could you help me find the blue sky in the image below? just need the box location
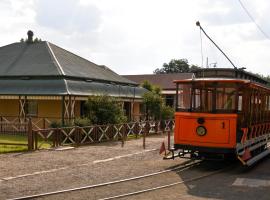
[1,0,270,75]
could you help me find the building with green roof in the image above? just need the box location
[0,31,146,127]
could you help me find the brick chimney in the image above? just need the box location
[27,30,33,43]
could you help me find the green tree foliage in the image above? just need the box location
[265,76,270,86]
[84,95,127,125]
[143,91,163,120]
[154,59,200,74]
[141,80,153,92]
[141,81,174,120]
[19,37,42,43]
[161,105,174,120]
[256,73,270,86]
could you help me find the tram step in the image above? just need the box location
[246,148,270,166]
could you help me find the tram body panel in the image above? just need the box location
[174,112,237,149]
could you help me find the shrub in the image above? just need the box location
[74,117,91,127]
[84,95,127,125]
[49,121,61,128]
[161,105,174,120]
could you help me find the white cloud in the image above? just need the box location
[36,0,101,33]
[0,0,270,75]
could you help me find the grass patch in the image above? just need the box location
[0,134,51,153]
[0,134,28,144]
[0,135,28,153]
[127,134,142,139]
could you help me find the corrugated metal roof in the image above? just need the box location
[0,78,147,97]
[0,42,60,76]
[0,41,136,85]
[0,79,67,95]
[0,41,145,98]
[48,43,136,84]
[66,79,146,98]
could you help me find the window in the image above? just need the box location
[176,82,240,113]
[216,88,236,110]
[26,100,38,116]
[238,95,242,111]
[268,96,270,110]
[177,84,191,109]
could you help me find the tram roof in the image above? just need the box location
[174,78,270,91]
[173,78,250,84]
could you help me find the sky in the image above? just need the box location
[0,0,270,75]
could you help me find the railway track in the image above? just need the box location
[7,160,232,200]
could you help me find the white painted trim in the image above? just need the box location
[46,42,70,94]
[46,42,65,76]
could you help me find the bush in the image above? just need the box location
[74,117,91,127]
[84,95,127,125]
[161,105,174,120]
[49,121,61,128]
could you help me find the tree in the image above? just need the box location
[254,73,270,86]
[141,80,153,92]
[154,59,199,74]
[84,95,127,125]
[143,91,163,120]
[141,81,174,120]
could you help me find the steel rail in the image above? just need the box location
[100,165,231,200]
[7,160,202,200]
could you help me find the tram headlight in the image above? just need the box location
[196,126,207,136]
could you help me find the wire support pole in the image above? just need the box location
[196,21,238,69]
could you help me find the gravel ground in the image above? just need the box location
[0,134,180,199]
[1,135,270,200]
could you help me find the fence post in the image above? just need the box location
[121,124,126,148]
[43,118,46,129]
[57,128,61,146]
[0,116,2,133]
[143,121,149,149]
[135,122,138,139]
[76,126,81,146]
[28,118,33,151]
[167,130,171,151]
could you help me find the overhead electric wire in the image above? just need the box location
[238,0,270,40]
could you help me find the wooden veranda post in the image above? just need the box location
[28,118,33,151]
[61,96,65,126]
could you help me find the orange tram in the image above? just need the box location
[172,69,270,166]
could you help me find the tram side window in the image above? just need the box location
[177,84,191,110]
[268,96,270,110]
[216,88,236,111]
[193,89,213,112]
[238,95,242,111]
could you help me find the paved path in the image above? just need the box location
[1,135,270,200]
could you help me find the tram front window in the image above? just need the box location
[177,82,238,113]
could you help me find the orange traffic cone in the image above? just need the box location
[159,141,167,155]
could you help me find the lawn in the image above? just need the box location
[0,134,51,153]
